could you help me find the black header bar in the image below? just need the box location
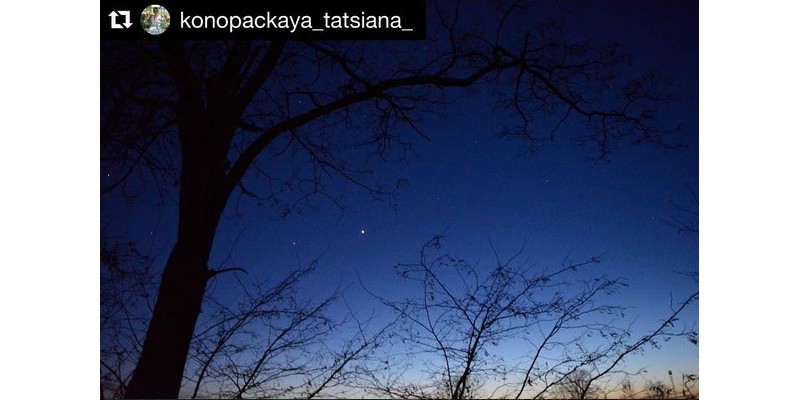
[101,0,426,40]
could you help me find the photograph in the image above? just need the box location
[100,1,699,398]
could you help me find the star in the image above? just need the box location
[360,229,366,235]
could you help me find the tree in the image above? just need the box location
[358,237,697,399]
[184,264,393,399]
[100,234,156,399]
[102,3,679,397]
[101,254,387,399]
[554,369,601,399]
[184,265,339,399]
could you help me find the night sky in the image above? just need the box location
[101,0,699,396]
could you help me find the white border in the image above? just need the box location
[701,0,800,398]
[1,1,98,397]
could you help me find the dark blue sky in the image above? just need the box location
[101,0,699,392]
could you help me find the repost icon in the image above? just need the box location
[108,10,132,29]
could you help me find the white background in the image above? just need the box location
[0,0,798,397]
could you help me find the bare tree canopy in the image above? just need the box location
[358,236,697,399]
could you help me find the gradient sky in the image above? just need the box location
[102,0,699,395]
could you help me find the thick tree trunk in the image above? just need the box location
[123,47,251,397]
[125,128,230,398]
[123,236,212,398]
[124,199,226,397]
[123,191,226,398]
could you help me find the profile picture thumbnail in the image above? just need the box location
[140,5,170,35]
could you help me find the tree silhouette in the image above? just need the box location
[554,369,600,399]
[101,254,388,399]
[358,236,697,399]
[100,234,155,399]
[102,3,680,398]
